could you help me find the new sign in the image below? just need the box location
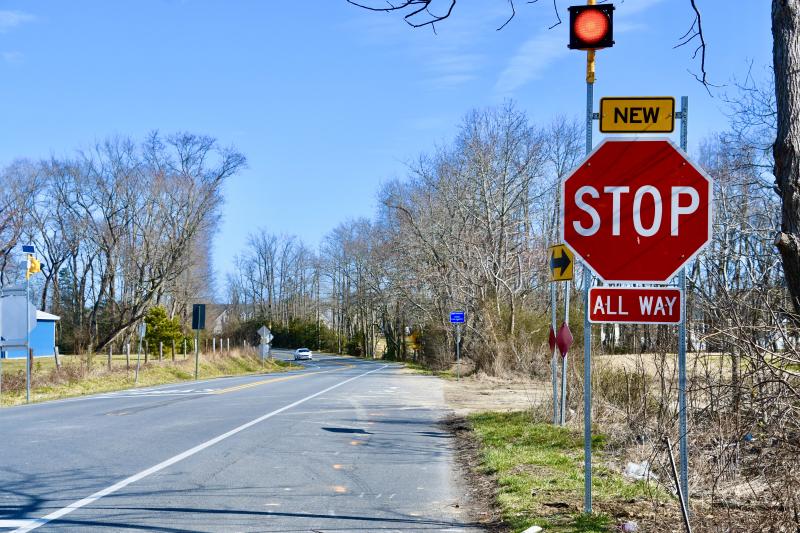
[589,287,682,324]
[599,97,674,133]
[561,138,712,283]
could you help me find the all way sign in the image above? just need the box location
[589,287,682,324]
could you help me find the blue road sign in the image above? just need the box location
[22,245,34,253]
[450,311,465,323]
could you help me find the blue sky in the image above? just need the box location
[0,1,772,288]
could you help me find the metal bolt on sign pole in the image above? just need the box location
[678,95,690,509]
[582,43,596,515]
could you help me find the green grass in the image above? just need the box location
[468,411,657,532]
[402,360,445,375]
[0,351,298,406]
[398,359,458,379]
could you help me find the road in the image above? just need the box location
[0,351,481,532]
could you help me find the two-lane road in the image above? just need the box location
[0,353,481,532]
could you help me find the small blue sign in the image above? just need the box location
[450,311,465,324]
[22,245,34,253]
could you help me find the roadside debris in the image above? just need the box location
[623,461,658,481]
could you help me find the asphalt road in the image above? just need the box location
[0,351,481,532]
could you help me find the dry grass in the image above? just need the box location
[0,348,296,406]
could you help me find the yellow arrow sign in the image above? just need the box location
[548,244,574,282]
[599,97,675,133]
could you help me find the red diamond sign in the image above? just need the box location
[556,322,573,358]
[561,139,712,282]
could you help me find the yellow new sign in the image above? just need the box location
[548,244,574,282]
[599,97,675,133]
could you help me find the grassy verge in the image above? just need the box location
[0,350,297,406]
[400,359,454,377]
[468,411,660,532]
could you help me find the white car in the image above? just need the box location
[293,348,313,361]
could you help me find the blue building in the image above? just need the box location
[1,311,61,358]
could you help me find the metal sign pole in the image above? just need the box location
[135,333,142,386]
[551,282,559,424]
[561,287,571,426]
[1,285,4,408]
[25,273,30,404]
[194,329,200,380]
[583,45,596,515]
[455,323,461,381]
[678,95,690,508]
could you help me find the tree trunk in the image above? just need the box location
[773,0,800,314]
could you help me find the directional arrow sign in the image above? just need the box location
[548,244,574,281]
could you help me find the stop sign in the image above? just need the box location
[561,139,712,282]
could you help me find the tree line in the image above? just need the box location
[222,91,786,374]
[0,132,245,354]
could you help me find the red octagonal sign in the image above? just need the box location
[561,139,712,283]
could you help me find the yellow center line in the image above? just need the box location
[212,363,355,395]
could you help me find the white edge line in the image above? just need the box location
[12,364,389,533]
[0,521,37,529]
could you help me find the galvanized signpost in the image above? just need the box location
[135,321,146,386]
[449,311,465,380]
[192,304,206,380]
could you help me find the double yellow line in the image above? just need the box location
[212,362,355,395]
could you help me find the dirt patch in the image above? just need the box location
[443,373,548,416]
[443,415,508,532]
